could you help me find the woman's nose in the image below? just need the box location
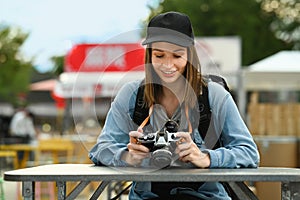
[163,57,174,68]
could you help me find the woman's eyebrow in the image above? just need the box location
[152,48,164,52]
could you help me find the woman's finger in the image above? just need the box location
[128,143,150,153]
[129,129,143,144]
[175,132,192,143]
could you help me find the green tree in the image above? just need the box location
[0,25,34,107]
[146,0,294,66]
[50,55,65,77]
[261,0,300,49]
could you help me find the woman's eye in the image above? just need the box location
[155,54,164,58]
[174,54,182,58]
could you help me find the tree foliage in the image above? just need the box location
[50,55,65,77]
[0,25,34,107]
[261,0,300,49]
[146,0,295,66]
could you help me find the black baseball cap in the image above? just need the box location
[142,11,195,47]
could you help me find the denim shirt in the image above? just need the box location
[89,80,260,200]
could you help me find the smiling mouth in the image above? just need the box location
[162,70,176,75]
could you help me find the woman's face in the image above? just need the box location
[151,42,188,84]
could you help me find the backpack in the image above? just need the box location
[132,74,230,148]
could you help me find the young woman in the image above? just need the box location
[89,11,259,200]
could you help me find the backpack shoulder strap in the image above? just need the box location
[132,82,150,126]
[198,83,211,140]
[206,74,230,92]
[199,74,230,148]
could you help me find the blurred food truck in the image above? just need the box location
[55,43,145,99]
[52,43,145,120]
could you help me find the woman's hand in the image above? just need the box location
[175,132,211,168]
[121,127,150,166]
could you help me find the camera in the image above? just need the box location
[137,120,180,168]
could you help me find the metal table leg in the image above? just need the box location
[23,181,35,200]
[56,181,66,200]
[65,181,90,200]
[90,181,110,200]
[227,182,258,200]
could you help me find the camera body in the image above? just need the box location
[137,121,180,168]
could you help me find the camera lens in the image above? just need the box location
[152,149,172,168]
[164,120,179,132]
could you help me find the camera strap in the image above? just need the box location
[184,104,192,133]
[138,104,153,129]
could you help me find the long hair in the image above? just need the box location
[143,44,203,108]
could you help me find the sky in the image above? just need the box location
[0,0,155,72]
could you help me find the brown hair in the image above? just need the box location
[143,44,203,108]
